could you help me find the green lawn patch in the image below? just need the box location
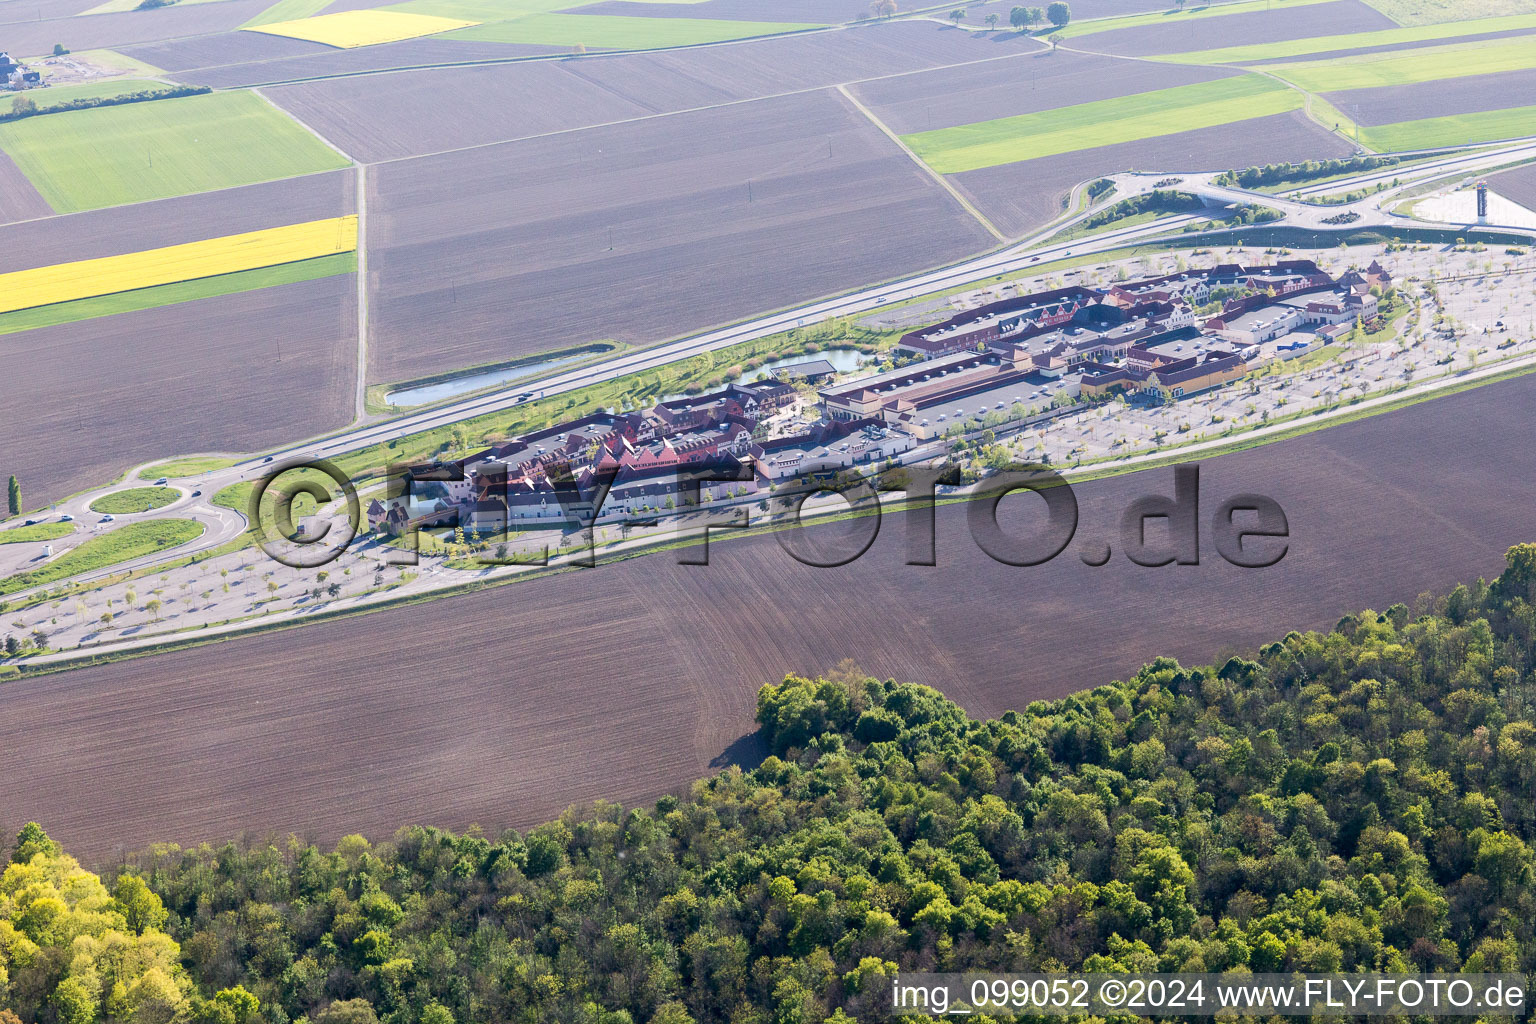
[902,75,1300,175]
[0,522,75,545]
[1358,104,1536,152]
[442,12,824,47]
[1265,35,1536,91]
[0,91,351,213]
[0,252,355,337]
[0,519,203,595]
[138,456,238,480]
[89,486,179,514]
[1154,12,1536,63]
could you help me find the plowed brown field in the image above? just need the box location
[5,370,1534,858]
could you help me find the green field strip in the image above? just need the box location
[902,75,1301,175]
[1155,11,1536,63]
[1359,104,1536,151]
[0,252,355,337]
[441,12,825,47]
[1360,0,1536,27]
[0,522,74,545]
[243,0,336,28]
[1263,35,1536,91]
[0,519,203,596]
[0,91,351,213]
[1049,0,1338,40]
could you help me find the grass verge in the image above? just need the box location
[0,520,204,596]
[0,522,74,545]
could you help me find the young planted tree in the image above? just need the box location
[6,475,18,517]
[986,12,998,29]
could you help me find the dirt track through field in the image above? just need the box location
[5,371,1536,859]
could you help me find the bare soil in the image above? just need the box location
[0,0,270,57]
[365,87,994,382]
[1066,0,1394,56]
[0,149,50,224]
[118,29,333,74]
[168,38,571,89]
[848,46,1236,135]
[1326,67,1536,126]
[0,275,355,506]
[953,110,1357,237]
[264,19,1045,161]
[1489,161,1536,210]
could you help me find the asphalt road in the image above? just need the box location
[5,138,1536,601]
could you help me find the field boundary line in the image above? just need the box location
[355,47,1042,167]
[354,162,369,422]
[835,83,1007,243]
[252,86,355,164]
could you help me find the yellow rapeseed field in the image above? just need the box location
[0,215,358,316]
[244,10,479,48]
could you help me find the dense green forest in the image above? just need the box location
[6,546,1536,1023]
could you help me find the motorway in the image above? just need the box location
[5,137,1536,601]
